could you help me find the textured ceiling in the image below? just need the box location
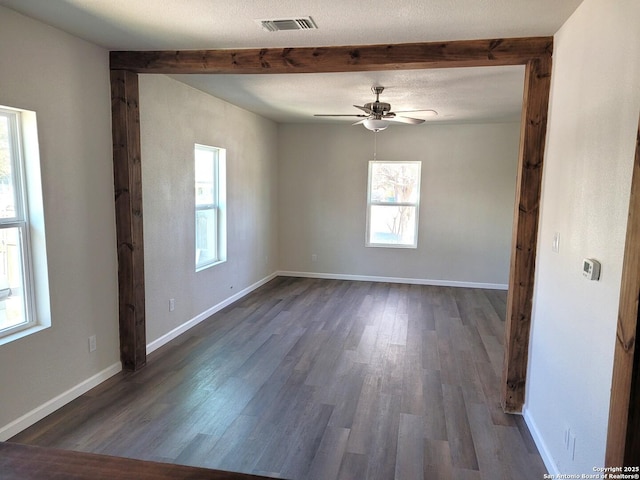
[0,0,583,124]
[170,66,526,124]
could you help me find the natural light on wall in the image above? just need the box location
[195,144,226,271]
[366,161,421,248]
[0,105,50,345]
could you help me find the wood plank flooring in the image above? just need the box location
[10,277,547,479]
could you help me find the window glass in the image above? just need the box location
[0,227,28,332]
[367,161,421,248]
[0,115,18,219]
[0,107,37,340]
[195,144,226,271]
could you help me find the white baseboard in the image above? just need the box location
[523,406,558,475]
[0,362,122,441]
[146,272,279,355]
[277,270,508,290]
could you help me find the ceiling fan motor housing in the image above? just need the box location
[364,101,392,115]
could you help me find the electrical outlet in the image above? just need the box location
[89,335,96,353]
[552,232,560,253]
[169,298,175,311]
[311,253,318,262]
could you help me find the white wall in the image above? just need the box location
[0,7,120,437]
[278,122,520,287]
[525,0,640,473]
[139,75,279,346]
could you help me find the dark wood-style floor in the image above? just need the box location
[10,277,547,479]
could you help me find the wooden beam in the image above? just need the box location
[606,114,640,466]
[110,37,553,74]
[0,442,275,480]
[501,56,552,412]
[110,69,146,371]
[627,332,640,464]
[108,38,553,407]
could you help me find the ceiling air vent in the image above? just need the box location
[256,17,318,32]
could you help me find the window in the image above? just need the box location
[0,107,37,339]
[366,161,421,248]
[195,144,226,271]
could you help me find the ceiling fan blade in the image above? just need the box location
[393,109,438,117]
[314,114,368,117]
[354,105,372,114]
[385,115,425,125]
[317,87,432,127]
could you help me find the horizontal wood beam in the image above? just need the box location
[110,37,553,74]
[0,442,275,480]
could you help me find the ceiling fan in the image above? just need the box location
[314,86,437,132]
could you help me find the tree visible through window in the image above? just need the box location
[367,161,421,248]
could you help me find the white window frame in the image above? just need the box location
[366,160,421,248]
[195,144,226,271]
[0,107,38,341]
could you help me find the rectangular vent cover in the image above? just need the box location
[256,17,317,32]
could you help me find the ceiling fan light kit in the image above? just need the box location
[362,118,389,132]
[314,86,433,133]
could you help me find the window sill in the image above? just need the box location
[366,243,418,249]
[196,258,227,273]
[0,323,50,347]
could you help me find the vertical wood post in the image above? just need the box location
[110,69,146,371]
[501,56,552,412]
[605,115,640,465]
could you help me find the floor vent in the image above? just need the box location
[256,17,318,32]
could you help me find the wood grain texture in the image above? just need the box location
[501,55,552,412]
[605,114,640,466]
[0,442,277,480]
[110,37,553,74]
[110,69,146,371]
[11,278,547,479]
[626,323,640,465]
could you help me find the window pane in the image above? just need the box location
[195,144,226,271]
[196,208,218,267]
[195,147,216,207]
[0,115,17,219]
[0,227,28,332]
[369,205,417,246]
[370,162,420,204]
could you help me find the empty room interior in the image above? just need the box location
[0,0,639,479]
